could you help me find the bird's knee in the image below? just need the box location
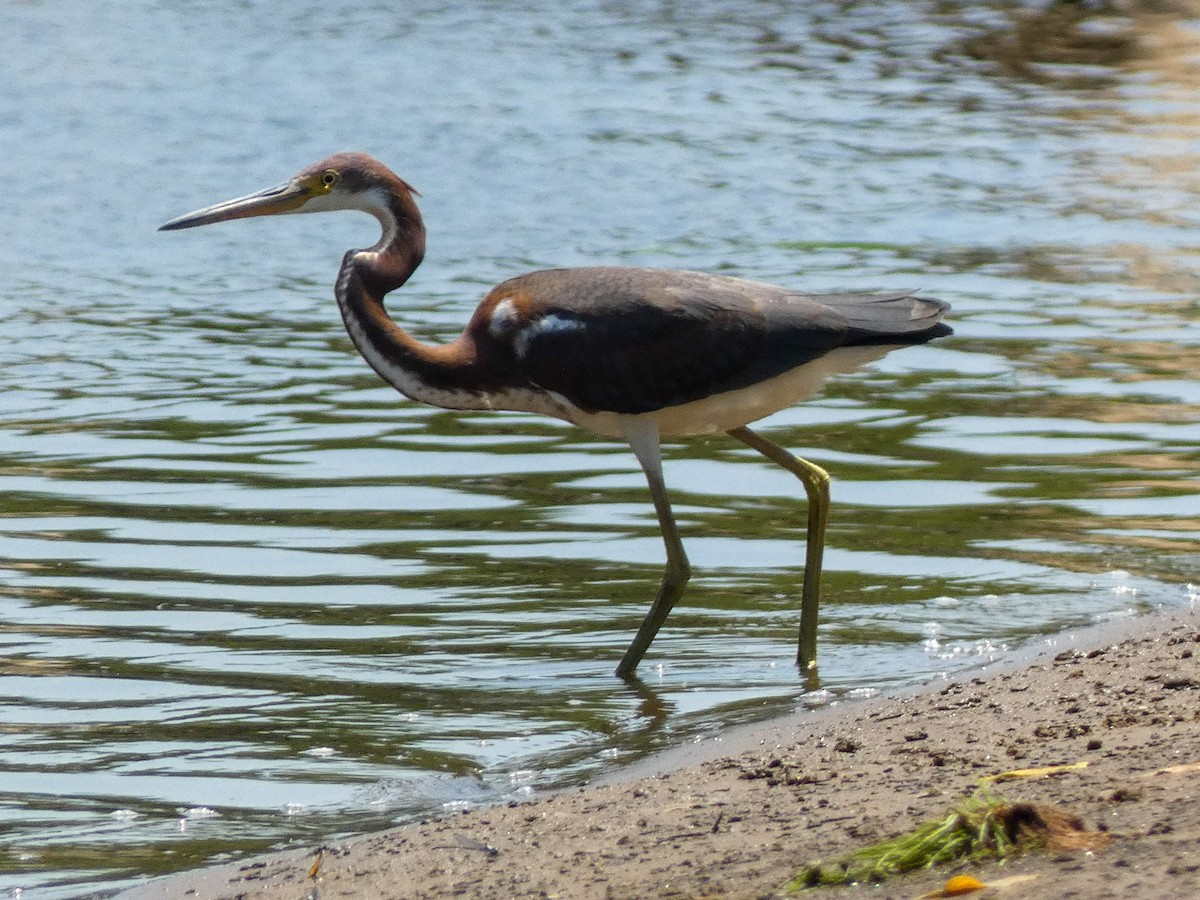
[667,556,692,587]
[804,464,831,499]
[815,469,831,495]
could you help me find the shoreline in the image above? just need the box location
[120,606,1200,899]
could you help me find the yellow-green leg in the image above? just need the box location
[727,426,830,671]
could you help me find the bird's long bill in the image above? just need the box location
[159,180,311,231]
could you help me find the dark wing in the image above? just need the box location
[481,267,948,416]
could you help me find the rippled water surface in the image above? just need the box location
[3,1,1199,895]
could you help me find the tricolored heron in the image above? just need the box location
[161,152,950,678]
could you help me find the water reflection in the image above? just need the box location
[2,0,1199,896]
[961,1,1141,87]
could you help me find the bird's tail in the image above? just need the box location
[808,291,951,342]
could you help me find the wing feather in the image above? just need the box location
[478,267,947,416]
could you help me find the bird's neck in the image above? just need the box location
[334,248,495,412]
[359,186,426,296]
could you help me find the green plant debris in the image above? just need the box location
[787,787,1106,890]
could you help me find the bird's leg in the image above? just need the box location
[616,420,692,678]
[726,426,829,672]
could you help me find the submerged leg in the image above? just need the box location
[616,420,692,678]
[727,425,830,672]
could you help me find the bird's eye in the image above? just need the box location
[320,170,339,190]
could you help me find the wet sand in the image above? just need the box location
[120,607,1200,899]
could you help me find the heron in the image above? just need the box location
[160,152,950,678]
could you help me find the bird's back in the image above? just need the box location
[468,267,949,426]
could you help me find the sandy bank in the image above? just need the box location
[120,607,1200,899]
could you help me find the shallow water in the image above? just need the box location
[2,1,1199,895]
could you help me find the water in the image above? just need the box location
[2,0,1199,895]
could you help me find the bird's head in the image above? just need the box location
[159,152,420,232]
